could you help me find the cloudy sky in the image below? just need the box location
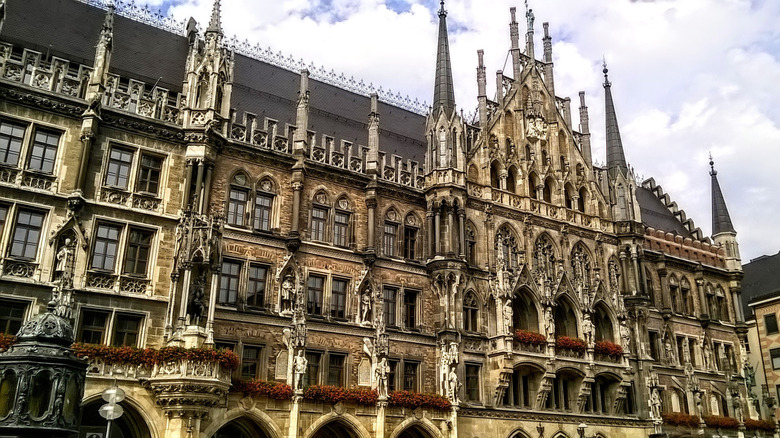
[136,0,780,262]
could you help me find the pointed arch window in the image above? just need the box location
[716,286,730,323]
[383,209,400,257]
[465,224,476,265]
[403,213,419,260]
[227,173,250,227]
[570,243,592,291]
[578,187,588,213]
[333,197,352,248]
[254,178,276,232]
[533,234,556,280]
[680,277,693,316]
[464,291,479,333]
[496,226,519,270]
[310,191,330,242]
[669,276,680,314]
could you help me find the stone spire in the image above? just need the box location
[206,0,222,34]
[86,4,114,98]
[709,155,736,235]
[603,61,628,175]
[525,1,535,60]
[432,0,455,119]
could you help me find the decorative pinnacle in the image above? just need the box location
[439,0,446,17]
[709,152,716,175]
[602,56,610,86]
[207,0,222,33]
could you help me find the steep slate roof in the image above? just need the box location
[743,251,780,318]
[710,164,736,235]
[635,186,694,238]
[3,0,426,161]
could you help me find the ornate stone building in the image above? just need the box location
[0,0,751,437]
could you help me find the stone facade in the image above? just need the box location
[0,1,753,438]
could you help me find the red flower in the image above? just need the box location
[233,379,293,400]
[703,415,740,430]
[745,418,776,431]
[71,343,240,370]
[661,412,701,428]
[0,334,17,352]
[388,390,451,410]
[514,330,546,346]
[555,336,587,353]
[594,340,623,358]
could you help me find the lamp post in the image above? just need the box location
[98,386,125,438]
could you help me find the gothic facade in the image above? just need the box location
[0,0,752,437]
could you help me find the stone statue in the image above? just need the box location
[282,327,292,350]
[55,238,74,280]
[186,277,205,325]
[293,350,308,391]
[281,274,295,314]
[664,337,675,365]
[733,391,744,423]
[503,299,513,334]
[526,7,534,30]
[361,288,372,325]
[619,320,631,353]
[448,367,460,403]
[544,307,555,342]
[376,357,388,398]
[702,337,713,370]
[649,388,662,420]
[582,313,594,348]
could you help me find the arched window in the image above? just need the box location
[383,208,400,257]
[227,172,250,227]
[645,268,655,306]
[512,289,539,332]
[680,277,693,316]
[546,369,583,411]
[578,187,588,213]
[333,197,352,248]
[463,291,479,332]
[554,297,578,338]
[504,364,543,408]
[528,172,540,199]
[564,183,574,209]
[706,284,718,320]
[195,73,208,108]
[543,177,555,203]
[507,166,518,193]
[490,161,501,189]
[254,178,276,232]
[716,286,730,322]
[592,303,613,342]
[311,190,330,242]
[588,374,620,414]
[669,276,680,314]
[496,225,519,270]
[525,144,532,161]
[403,213,419,260]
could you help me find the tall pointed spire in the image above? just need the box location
[206,0,222,34]
[432,0,455,119]
[603,61,628,175]
[709,155,736,235]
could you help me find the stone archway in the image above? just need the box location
[213,417,272,438]
[398,424,435,438]
[311,419,362,438]
[80,399,152,438]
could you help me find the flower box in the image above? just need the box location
[594,340,623,358]
[388,390,451,410]
[0,334,16,352]
[233,379,294,400]
[555,336,587,354]
[303,385,378,406]
[514,330,546,346]
[745,418,776,432]
[72,343,240,370]
[703,415,740,430]
[661,412,701,428]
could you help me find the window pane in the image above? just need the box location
[466,365,480,402]
[327,354,345,386]
[305,352,321,386]
[112,314,141,347]
[123,228,153,275]
[105,148,134,189]
[137,154,162,194]
[254,194,273,231]
[384,223,397,256]
[384,288,397,327]
[334,212,349,247]
[0,120,26,166]
[404,228,417,259]
[241,346,262,380]
[219,261,241,305]
[90,223,121,270]
[79,311,108,344]
[247,265,267,308]
[0,300,27,335]
[403,362,418,391]
[387,360,397,392]
[771,349,780,370]
[227,188,248,226]
[9,209,45,259]
[403,290,417,328]
[27,130,60,174]
[307,275,324,315]
[311,207,327,241]
[766,314,779,334]
[331,279,347,319]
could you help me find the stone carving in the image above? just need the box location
[358,358,371,386]
[619,319,631,354]
[361,285,373,326]
[649,387,662,422]
[186,277,205,325]
[440,341,460,404]
[503,299,513,335]
[281,274,295,315]
[582,313,594,348]
[275,351,289,380]
[375,357,389,398]
[293,350,307,391]
[544,306,555,343]
[733,390,744,424]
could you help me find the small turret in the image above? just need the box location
[578,91,592,169]
[509,7,522,81]
[366,94,380,176]
[476,50,487,129]
[85,4,114,105]
[709,156,740,266]
[292,69,310,160]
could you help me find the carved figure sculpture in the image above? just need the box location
[619,319,631,354]
[281,274,295,314]
[734,391,744,423]
[186,278,205,325]
[376,357,389,398]
[582,313,594,348]
[544,307,555,342]
[361,288,372,325]
[293,350,308,391]
[503,299,513,334]
[649,388,662,420]
[448,367,459,403]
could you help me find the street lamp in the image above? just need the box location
[98,386,125,438]
[577,423,587,438]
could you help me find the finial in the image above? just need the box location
[439,0,446,16]
[207,0,222,33]
[709,152,716,175]
[602,56,611,86]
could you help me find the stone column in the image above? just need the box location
[458,209,466,258]
[535,184,544,200]
[193,159,205,214]
[426,211,435,258]
[204,269,219,345]
[201,163,214,214]
[435,210,441,255]
[366,198,377,252]
[447,207,455,255]
[288,395,302,438]
[177,266,193,328]
[290,180,303,236]
[76,130,95,193]
[375,401,387,438]
[182,159,194,209]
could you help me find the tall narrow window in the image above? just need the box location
[464,292,478,332]
[27,129,60,174]
[327,354,346,386]
[78,310,108,344]
[241,346,262,380]
[104,147,134,189]
[403,290,417,329]
[333,211,349,247]
[227,188,248,227]
[0,205,8,239]
[387,360,398,392]
[9,209,44,260]
[254,193,273,232]
[0,120,26,166]
[304,352,321,386]
[765,314,779,335]
[403,362,418,391]
[331,279,347,319]
[112,314,141,347]
[465,364,480,402]
[219,261,241,305]
[384,223,398,257]
[403,227,417,259]
[384,287,397,327]
[466,227,476,265]
[136,154,162,194]
[90,223,121,270]
[123,228,153,276]
[307,275,324,316]
[311,207,328,241]
[0,300,26,334]
[247,265,268,308]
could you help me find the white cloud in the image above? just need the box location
[143,0,780,261]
